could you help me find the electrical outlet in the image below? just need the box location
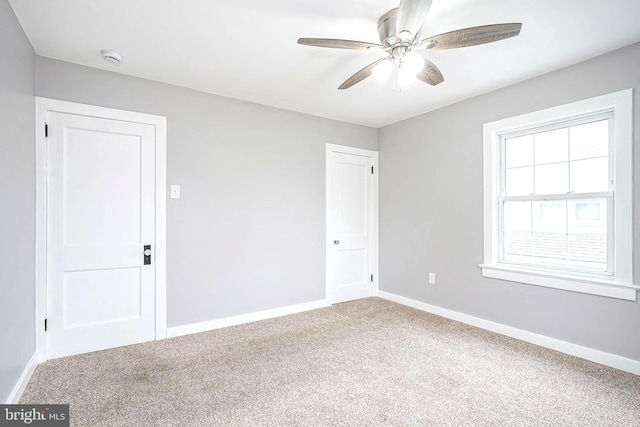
[428,272,436,284]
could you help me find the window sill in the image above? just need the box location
[479,264,638,301]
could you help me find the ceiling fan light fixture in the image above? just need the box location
[388,52,422,89]
[389,57,418,91]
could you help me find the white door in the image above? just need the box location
[46,112,156,359]
[326,144,378,304]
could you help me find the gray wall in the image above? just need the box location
[379,42,640,361]
[36,57,378,328]
[0,0,36,402]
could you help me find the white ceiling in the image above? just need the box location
[9,0,640,128]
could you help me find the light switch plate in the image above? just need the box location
[170,185,181,199]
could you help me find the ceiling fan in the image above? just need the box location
[298,0,522,90]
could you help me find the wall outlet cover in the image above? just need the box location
[170,185,181,199]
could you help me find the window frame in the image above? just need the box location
[481,89,637,301]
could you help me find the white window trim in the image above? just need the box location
[481,89,637,301]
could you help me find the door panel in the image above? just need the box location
[46,112,156,359]
[62,267,141,328]
[63,128,142,245]
[337,162,368,235]
[327,147,377,304]
[337,248,368,285]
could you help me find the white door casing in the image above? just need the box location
[326,144,378,304]
[35,98,167,361]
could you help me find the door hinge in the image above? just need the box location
[371,166,374,174]
[371,274,374,282]
[45,123,48,138]
[44,318,48,332]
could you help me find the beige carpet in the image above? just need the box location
[21,298,640,426]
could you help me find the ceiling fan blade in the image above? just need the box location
[339,58,387,90]
[298,38,382,51]
[396,0,432,38]
[418,23,522,50]
[416,58,444,86]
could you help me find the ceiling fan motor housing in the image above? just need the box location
[377,8,421,49]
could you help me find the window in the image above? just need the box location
[501,118,610,273]
[482,90,636,300]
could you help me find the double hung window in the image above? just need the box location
[501,116,611,274]
[482,90,636,300]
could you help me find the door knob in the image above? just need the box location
[143,245,152,265]
[333,240,340,245]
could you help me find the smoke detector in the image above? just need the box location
[100,49,122,64]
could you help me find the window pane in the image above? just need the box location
[504,201,531,232]
[535,128,568,165]
[503,201,532,262]
[575,202,601,221]
[535,162,568,194]
[534,201,566,230]
[532,201,567,266]
[568,199,607,271]
[570,157,608,193]
[505,135,533,168]
[570,120,608,160]
[505,167,533,196]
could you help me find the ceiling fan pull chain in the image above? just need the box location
[392,59,401,93]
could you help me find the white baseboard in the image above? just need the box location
[6,352,39,404]
[167,299,330,339]
[378,291,640,376]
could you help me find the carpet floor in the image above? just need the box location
[21,298,640,426]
